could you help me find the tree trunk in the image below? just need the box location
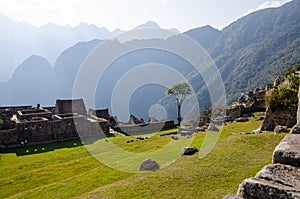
[177,104,181,126]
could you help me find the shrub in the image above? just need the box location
[266,86,298,111]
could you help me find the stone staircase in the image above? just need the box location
[225,133,300,199]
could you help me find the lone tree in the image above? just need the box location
[167,82,192,126]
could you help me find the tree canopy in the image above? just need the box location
[166,82,192,106]
[166,82,192,126]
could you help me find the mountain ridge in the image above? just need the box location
[0,0,299,121]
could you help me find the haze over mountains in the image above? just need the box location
[0,14,124,82]
[0,0,299,121]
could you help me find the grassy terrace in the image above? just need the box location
[0,120,285,198]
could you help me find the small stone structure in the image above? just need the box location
[0,99,109,148]
[88,111,175,135]
[116,120,175,135]
[55,99,87,115]
[226,86,270,121]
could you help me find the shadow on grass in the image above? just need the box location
[0,134,115,156]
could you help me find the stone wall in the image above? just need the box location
[117,120,175,135]
[0,115,109,148]
[54,99,86,115]
[226,104,265,121]
[89,108,109,120]
[17,109,53,121]
[260,107,297,131]
[0,99,110,148]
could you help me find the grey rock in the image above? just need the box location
[237,164,300,199]
[196,126,206,131]
[171,135,179,140]
[181,147,198,155]
[185,135,192,139]
[139,158,160,171]
[235,117,249,122]
[274,125,288,133]
[273,134,300,167]
[178,128,194,136]
[223,194,240,199]
[291,123,300,134]
[297,85,300,124]
[207,124,219,132]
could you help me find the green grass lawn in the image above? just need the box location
[0,120,285,198]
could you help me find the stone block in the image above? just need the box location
[273,134,300,166]
[237,164,300,199]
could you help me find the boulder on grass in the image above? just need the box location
[181,147,198,155]
[140,158,160,171]
[274,125,288,133]
[171,135,179,140]
[235,117,249,122]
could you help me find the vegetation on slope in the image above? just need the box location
[266,64,300,111]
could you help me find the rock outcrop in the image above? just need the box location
[225,134,300,199]
[237,164,300,198]
[260,108,297,131]
[273,134,300,167]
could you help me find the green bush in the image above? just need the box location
[266,86,298,111]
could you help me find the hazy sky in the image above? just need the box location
[0,0,292,32]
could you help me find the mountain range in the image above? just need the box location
[0,0,299,122]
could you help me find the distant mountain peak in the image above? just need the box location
[183,25,221,49]
[19,55,51,70]
[133,21,161,29]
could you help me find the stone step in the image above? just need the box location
[237,164,300,199]
[273,134,300,167]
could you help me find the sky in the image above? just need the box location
[0,0,293,32]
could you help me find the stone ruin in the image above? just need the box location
[226,85,272,121]
[87,109,176,136]
[259,74,299,132]
[225,85,300,199]
[0,99,109,148]
[111,114,175,135]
